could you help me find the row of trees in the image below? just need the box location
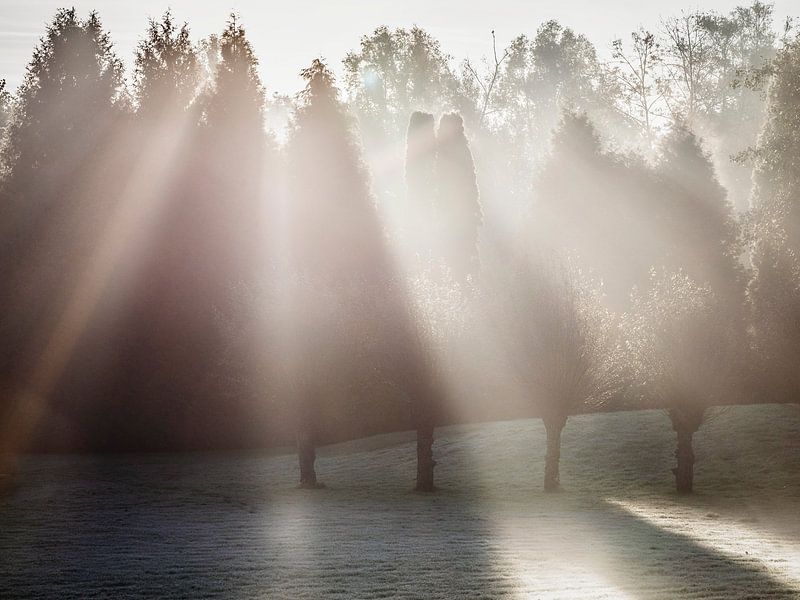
[0,7,798,497]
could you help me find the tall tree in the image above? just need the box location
[612,29,667,150]
[435,113,482,283]
[402,110,437,259]
[286,58,391,486]
[695,1,778,209]
[343,26,455,143]
[133,10,199,118]
[655,122,744,305]
[0,8,127,454]
[748,32,800,403]
[532,112,661,307]
[0,79,10,137]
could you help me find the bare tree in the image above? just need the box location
[612,29,668,149]
[462,31,510,129]
[661,12,713,121]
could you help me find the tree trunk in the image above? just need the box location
[673,428,695,494]
[544,415,567,493]
[296,429,322,488]
[415,421,436,492]
[669,407,705,495]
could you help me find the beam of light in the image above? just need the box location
[0,112,197,459]
[482,510,638,600]
[607,497,800,593]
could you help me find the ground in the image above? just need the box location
[1,404,799,599]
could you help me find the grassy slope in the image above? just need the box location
[0,404,798,599]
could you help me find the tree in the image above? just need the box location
[435,113,482,283]
[532,111,661,308]
[694,2,778,209]
[655,121,744,305]
[494,254,623,492]
[661,12,714,123]
[0,79,11,138]
[402,111,437,259]
[343,26,455,143]
[133,10,199,118]
[461,31,510,130]
[612,29,667,150]
[343,26,456,208]
[385,265,467,492]
[0,8,126,429]
[626,271,744,493]
[748,32,800,403]
[749,32,800,253]
[286,59,393,486]
[1,8,125,243]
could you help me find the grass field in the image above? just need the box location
[1,404,799,599]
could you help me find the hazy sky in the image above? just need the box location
[0,1,794,96]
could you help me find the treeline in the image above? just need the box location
[0,5,799,495]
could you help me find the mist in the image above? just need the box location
[1,3,799,599]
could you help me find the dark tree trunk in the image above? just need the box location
[415,421,436,492]
[296,429,322,488]
[669,407,705,495]
[543,415,567,493]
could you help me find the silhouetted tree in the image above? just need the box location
[134,10,199,118]
[532,112,661,307]
[0,79,10,136]
[404,266,466,491]
[402,110,437,257]
[626,271,744,493]
[344,26,455,143]
[0,8,127,454]
[286,59,392,486]
[494,254,622,492]
[435,113,482,283]
[748,32,800,402]
[656,122,745,304]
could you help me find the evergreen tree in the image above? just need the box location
[532,112,659,307]
[133,10,199,119]
[750,34,800,253]
[403,111,437,259]
[435,113,482,282]
[0,8,127,454]
[748,33,800,403]
[287,59,385,281]
[0,79,11,137]
[285,59,392,486]
[655,122,744,306]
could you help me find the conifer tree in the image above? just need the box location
[435,113,482,283]
[133,10,199,119]
[0,8,127,453]
[748,34,800,403]
[403,111,437,259]
[286,59,391,486]
[656,122,744,309]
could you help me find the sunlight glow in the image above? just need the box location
[0,114,196,455]
[607,498,800,593]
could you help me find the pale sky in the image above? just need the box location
[0,1,795,96]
